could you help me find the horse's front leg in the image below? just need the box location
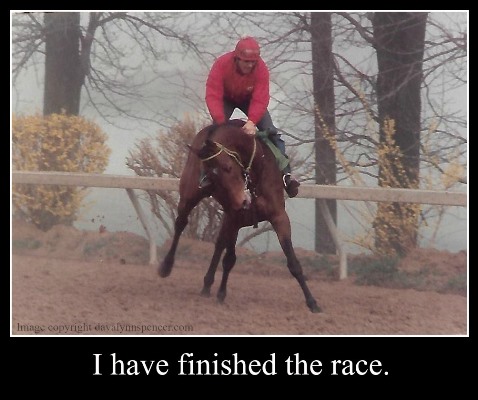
[159,192,204,278]
[271,212,322,313]
[200,241,225,298]
[216,219,239,304]
[201,215,239,304]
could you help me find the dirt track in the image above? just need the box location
[12,252,467,336]
[11,220,467,336]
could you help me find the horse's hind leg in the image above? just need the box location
[271,213,322,313]
[159,193,204,278]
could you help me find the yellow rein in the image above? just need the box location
[201,138,257,173]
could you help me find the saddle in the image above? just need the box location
[255,131,290,171]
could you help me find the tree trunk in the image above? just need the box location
[372,12,428,256]
[43,12,83,116]
[311,12,337,254]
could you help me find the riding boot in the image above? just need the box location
[283,172,300,198]
[268,131,300,198]
[282,168,300,198]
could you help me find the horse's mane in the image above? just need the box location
[201,119,252,156]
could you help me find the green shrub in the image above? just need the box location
[12,113,111,231]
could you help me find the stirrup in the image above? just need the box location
[282,174,289,188]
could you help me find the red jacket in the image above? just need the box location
[205,51,270,124]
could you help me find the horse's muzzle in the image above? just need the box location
[242,190,252,210]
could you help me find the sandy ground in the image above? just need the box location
[11,220,467,336]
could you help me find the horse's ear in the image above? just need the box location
[187,144,202,158]
[197,139,216,159]
[188,140,214,159]
[186,144,197,155]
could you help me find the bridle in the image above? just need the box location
[200,137,260,227]
[200,138,257,175]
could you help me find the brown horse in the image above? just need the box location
[159,120,321,313]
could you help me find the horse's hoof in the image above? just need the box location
[158,262,172,278]
[158,269,170,278]
[310,304,322,313]
[200,288,211,297]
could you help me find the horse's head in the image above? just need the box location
[196,132,254,211]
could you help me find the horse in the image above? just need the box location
[159,119,321,313]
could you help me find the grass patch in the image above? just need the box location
[83,238,109,256]
[302,255,336,278]
[12,238,42,250]
[350,256,415,289]
[440,273,467,296]
[349,255,467,295]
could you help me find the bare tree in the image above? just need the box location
[12,11,208,126]
[370,12,428,255]
[330,12,466,253]
[310,12,337,254]
[126,117,224,241]
[12,11,467,254]
[43,13,83,115]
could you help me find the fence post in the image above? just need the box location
[318,199,348,279]
[126,188,157,266]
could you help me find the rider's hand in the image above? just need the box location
[242,120,257,136]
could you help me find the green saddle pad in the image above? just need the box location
[256,131,290,171]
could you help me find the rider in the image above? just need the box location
[203,36,300,198]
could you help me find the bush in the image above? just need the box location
[12,112,111,231]
[126,115,224,242]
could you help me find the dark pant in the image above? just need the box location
[221,100,291,174]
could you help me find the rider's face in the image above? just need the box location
[236,58,257,75]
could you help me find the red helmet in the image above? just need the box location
[234,37,260,61]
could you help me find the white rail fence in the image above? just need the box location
[12,171,467,279]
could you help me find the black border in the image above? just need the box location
[9,335,473,389]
